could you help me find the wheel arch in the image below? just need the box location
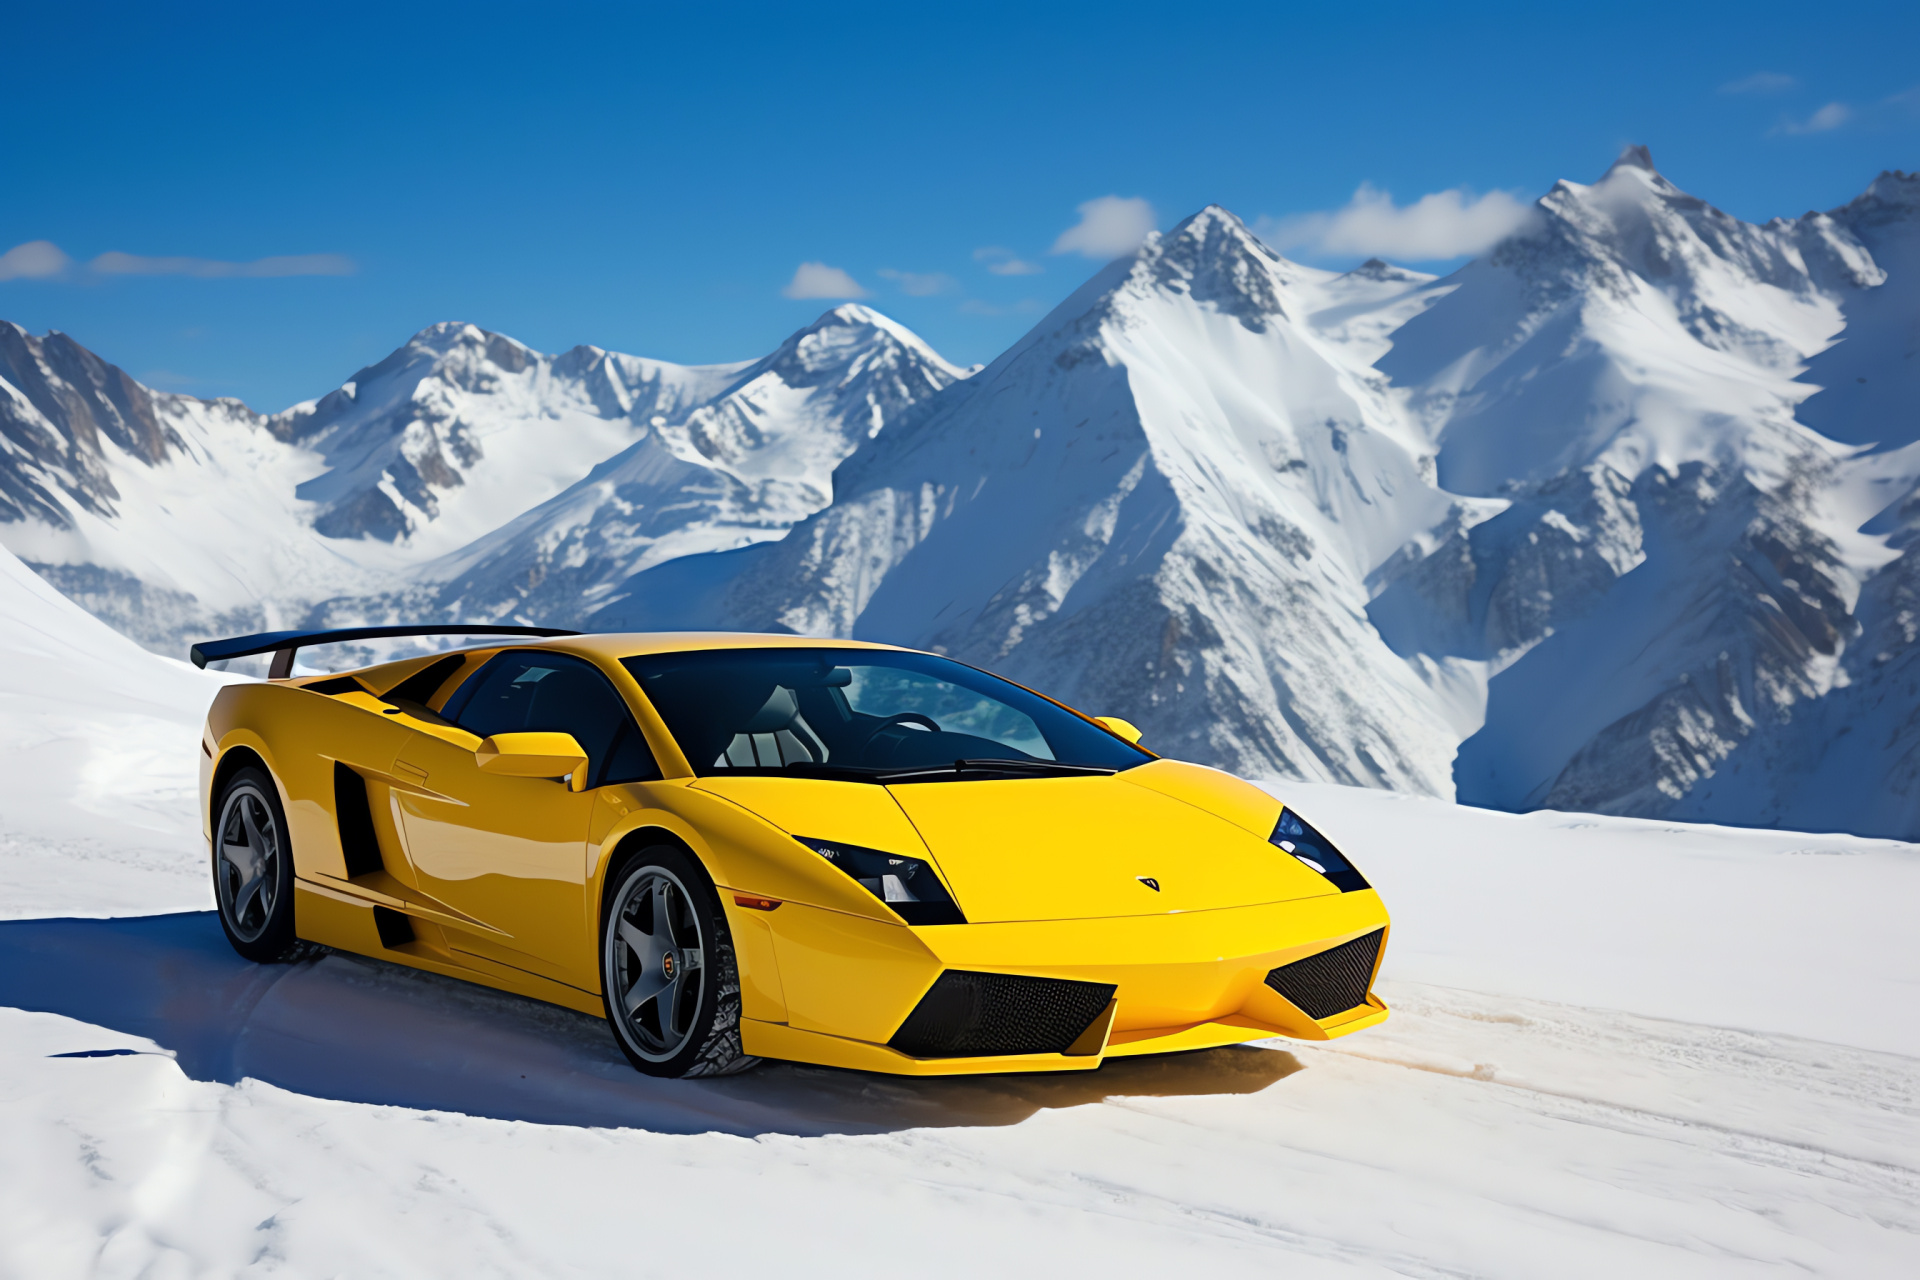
[209,744,271,822]
[596,825,704,933]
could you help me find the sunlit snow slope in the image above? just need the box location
[0,544,226,916]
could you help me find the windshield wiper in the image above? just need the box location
[750,759,1119,784]
[873,758,1118,783]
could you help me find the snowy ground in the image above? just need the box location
[2,551,1916,1276]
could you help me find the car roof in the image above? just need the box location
[508,632,915,663]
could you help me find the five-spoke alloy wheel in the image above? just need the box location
[212,766,300,962]
[600,846,757,1077]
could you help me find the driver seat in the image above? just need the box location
[721,687,828,768]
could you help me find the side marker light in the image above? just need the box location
[733,894,782,911]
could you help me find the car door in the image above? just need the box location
[391,650,659,991]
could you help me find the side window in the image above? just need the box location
[449,652,661,786]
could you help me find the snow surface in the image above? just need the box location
[2,549,1916,1276]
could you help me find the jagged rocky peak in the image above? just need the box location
[1833,169,1920,229]
[1539,143,1852,299]
[1132,204,1305,330]
[1344,257,1425,283]
[1611,143,1657,172]
[753,303,964,391]
[0,323,181,468]
[0,323,200,527]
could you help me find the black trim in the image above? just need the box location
[303,675,366,696]
[333,762,385,879]
[382,653,470,707]
[1264,929,1384,1020]
[188,624,578,672]
[372,906,415,949]
[890,971,1118,1058]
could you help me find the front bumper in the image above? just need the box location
[739,888,1391,1075]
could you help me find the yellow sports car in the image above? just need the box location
[193,626,1390,1078]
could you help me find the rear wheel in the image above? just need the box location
[600,845,758,1078]
[212,766,301,962]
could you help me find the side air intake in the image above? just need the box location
[1264,928,1384,1020]
[333,762,385,879]
[890,971,1116,1058]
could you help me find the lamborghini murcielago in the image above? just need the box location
[194,625,1391,1077]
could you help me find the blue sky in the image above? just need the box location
[3,0,1917,410]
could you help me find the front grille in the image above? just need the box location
[1264,928,1384,1020]
[890,971,1116,1058]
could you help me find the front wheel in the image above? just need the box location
[211,766,301,962]
[600,845,759,1078]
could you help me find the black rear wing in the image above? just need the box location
[189,624,580,679]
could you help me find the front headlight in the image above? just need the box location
[793,836,968,925]
[1270,808,1370,892]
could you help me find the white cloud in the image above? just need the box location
[876,268,958,297]
[0,240,74,281]
[781,261,869,299]
[1721,71,1797,95]
[973,246,1043,276]
[88,250,355,277]
[2,241,358,283]
[1256,184,1535,262]
[1050,196,1157,259]
[1777,102,1853,134]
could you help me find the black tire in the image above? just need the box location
[211,766,302,963]
[600,844,758,1078]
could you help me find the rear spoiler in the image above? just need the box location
[189,624,580,679]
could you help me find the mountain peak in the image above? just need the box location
[1608,144,1657,175]
[1165,204,1272,256]
[1346,257,1426,283]
[1833,169,1920,227]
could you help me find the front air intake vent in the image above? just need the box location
[1264,928,1384,1020]
[890,971,1116,1058]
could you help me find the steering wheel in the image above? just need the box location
[858,712,942,756]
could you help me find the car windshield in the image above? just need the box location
[619,647,1150,780]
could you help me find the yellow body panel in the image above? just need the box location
[201,631,1392,1076]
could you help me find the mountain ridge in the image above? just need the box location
[5,151,1920,835]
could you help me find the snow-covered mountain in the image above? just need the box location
[605,209,1473,793]
[0,309,961,651]
[0,322,369,646]
[600,152,1920,835]
[1371,154,1920,832]
[266,322,746,551]
[381,305,967,628]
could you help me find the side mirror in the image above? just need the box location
[475,732,590,790]
[1093,716,1144,745]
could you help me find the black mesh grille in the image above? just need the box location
[1264,928,1383,1020]
[890,971,1117,1058]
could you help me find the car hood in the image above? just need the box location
[693,762,1336,924]
[888,767,1334,923]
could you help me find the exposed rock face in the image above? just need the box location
[267,322,748,552]
[0,324,185,525]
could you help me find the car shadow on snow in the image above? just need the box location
[0,912,1304,1137]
